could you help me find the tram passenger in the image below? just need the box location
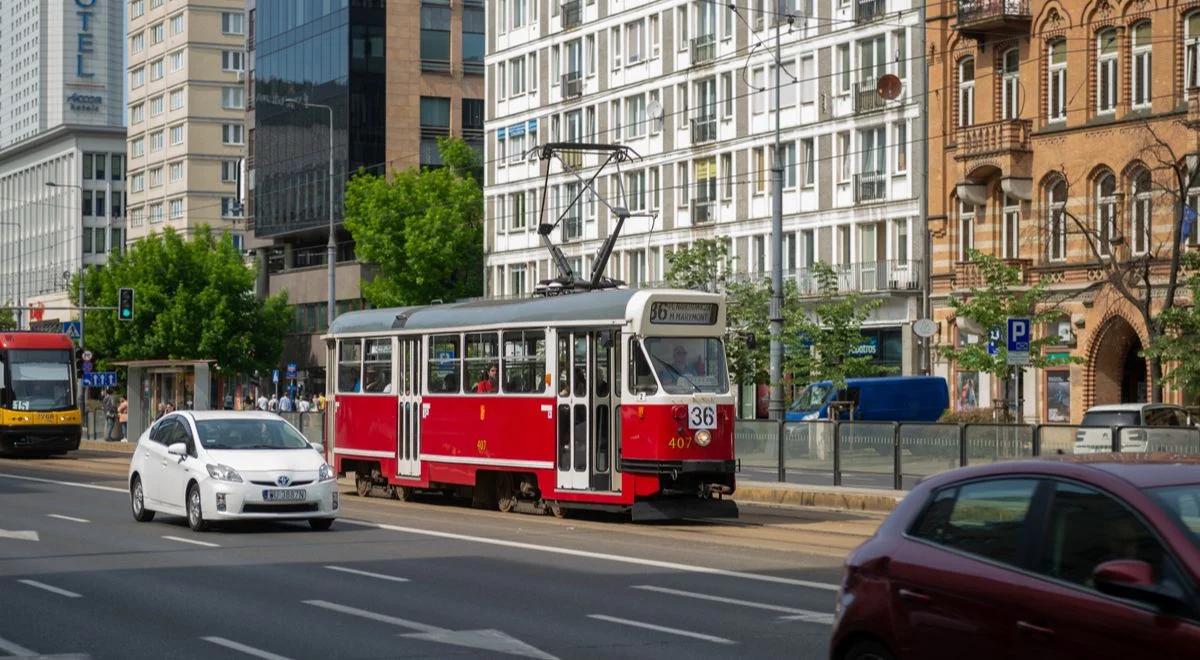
[474,365,498,393]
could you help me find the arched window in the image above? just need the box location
[1047,180,1067,261]
[1096,29,1118,114]
[1131,22,1152,109]
[1186,11,1200,92]
[959,199,976,260]
[1003,195,1021,258]
[958,57,975,128]
[1096,173,1117,257]
[1001,48,1020,120]
[1047,39,1067,121]
[1130,170,1153,255]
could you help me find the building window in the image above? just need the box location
[169,162,184,182]
[151,22,164,45]
[130,103,144,124]
[958,57,975,127]
[221,50,244,71]
[509,55,526,96]
[149,167,163,187]
[1187,12,1200,93]
[625,170,647,211]
[222,124,244,145]
[752,67,765,114]
[420,97,451,167]
[169,125,184,145]
[130,32,144,54]
[222,87,244,109]
[149,203,164,224]
[1096,173,1117,257]
[959,200,976,261]
[627,19,645,65]
[1001,48,1019,120]
[838,131,851,182]
[753,147,766,194]
[1131,170,1152,255]
[221,12,244,35]
[131,139,145,158]
[82,191,94,217]
[169,198,184,220]
[170,13,184,35]
[151,95,164,116]
[894,122,907,173]
[130,207,145,227]
[677,163,689,207]
[1132,22,1152,109]
[721,71,734,118]
[1097,29,1118,114]
[221,197,242,218]
[1048,38,1067,121]
[463,5,484,73]
[221,160,239,183]
[509,265,527,296]
[894,218,909,264]
[151,131,164,152]
[169,50,184,72]
[150,58,164,81]
[800,138,815,188]
[130,0,143,19]
[170,89,184,110]
[838,43,851,93]
[1003,195,1020,259]
[112,155,124,181]
[130,172,145,192]
[420,3,451,69]
[721,152,733,201]
[783,142,798,189]
[130,67,144,89]
[800,55,816,104]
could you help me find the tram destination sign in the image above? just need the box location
[649,302,718,325]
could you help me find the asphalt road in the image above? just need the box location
[0,452,866,660]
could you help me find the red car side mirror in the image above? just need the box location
[1093,560,1189,613]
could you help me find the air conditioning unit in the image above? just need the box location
[235,71,245,82]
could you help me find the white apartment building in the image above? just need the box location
[0,0,126,322]
[485,0,926,375]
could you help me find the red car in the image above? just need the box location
[830,454,1200,660]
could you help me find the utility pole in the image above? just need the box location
[919,3,932,375]
[769,4,787,427]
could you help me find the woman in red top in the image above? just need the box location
[474,365,498,393]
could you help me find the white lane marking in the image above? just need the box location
[162,535,220,548]
[339,519,840,591]
[325,565,410,583]
[0,634,36,656]
[303,600,442,634]
[0,529,39,541]
[18,579,82,598]
[47,514,90,523]
[588,614,736,645]
[632,585,835,624]
[201,637,293,660]
[0,472,125,493]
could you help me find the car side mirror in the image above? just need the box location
[309,442,324,454]
[1093,560,1188,613]
[167,442,187,458]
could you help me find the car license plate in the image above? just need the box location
[262,489,306,502]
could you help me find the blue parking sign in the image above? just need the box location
[1007,317,1031,352]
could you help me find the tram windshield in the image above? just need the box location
[3,349,74,411]
[642,337,729,395]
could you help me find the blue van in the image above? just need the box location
[785,376,949,422]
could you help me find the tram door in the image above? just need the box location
[396,338,422,478]
[555,330,620,492]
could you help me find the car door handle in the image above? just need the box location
[1017,621,1055,638]
[897,588,931,604]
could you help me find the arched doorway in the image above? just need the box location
[1090,316,1147,406]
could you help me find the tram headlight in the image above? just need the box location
[694,430,712,447]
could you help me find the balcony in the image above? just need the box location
[954,258,1030,289]
[692,201,716,224]
[853,81,886,114]
[855,0,885,23]
[691,34,716,65]
[854,172,886,203]
[691,116,717,144]
[561,72,582,98]
[953,119,1032,179]
[955,0,1031,37]
[562,0,582,29]
[734,260,923,297]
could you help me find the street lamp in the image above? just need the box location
[284,98,337,328]
[46,180,86,416]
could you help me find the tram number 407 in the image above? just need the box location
[688,404,716,430]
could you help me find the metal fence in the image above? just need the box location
[83,410,327,445]
[736,421,1200,491]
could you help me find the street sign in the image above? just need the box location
[286,363,297,379]
[82,360,93,375]
[62,321,81,342]
[1007,317,1031,366]
[987,327,1001,356]
[272,369,280,384]
[81,350,93,361]
[82,372,117,388]
[913,318,938,338]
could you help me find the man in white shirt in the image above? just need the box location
[256,394,268,411]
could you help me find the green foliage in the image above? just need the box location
[939,249,1079,381]
[0,303,14,331]
[344,137,484,307]
[74,227,290,375]
[664,243,889,390]
[1145,251,1200,393]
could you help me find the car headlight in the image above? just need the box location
[206,463,243,482]
[318,463,335,482]
[694,430,712,447]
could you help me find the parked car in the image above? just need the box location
[786,376,949,423]
[829,454,1200,660]
[128,411,338,531]
[1074,404,1196,454]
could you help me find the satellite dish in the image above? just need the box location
[647,100,663,122]
[876,74,903,101]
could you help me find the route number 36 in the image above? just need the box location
[688,404,716,430]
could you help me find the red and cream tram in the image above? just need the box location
[324,288,737,520]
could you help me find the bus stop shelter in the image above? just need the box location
[110,359,214,441]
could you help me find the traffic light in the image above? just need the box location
[118,287,135,321]
[74,347,83,378]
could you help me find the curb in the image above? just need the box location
[734,481,906,513]
[80,440,136,454]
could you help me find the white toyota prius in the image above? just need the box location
[128,411,338,531]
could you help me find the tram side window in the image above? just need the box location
[428,334,462,394]
[465,332,499,394]
[337,340,362,393]
[629,339,658,395]
[363,338,393,393]
[502,330,546,394]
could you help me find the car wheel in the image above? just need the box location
[308,518,334,531]
[186,483,209,532]
[130,476,155,522]
[843,640,894,660]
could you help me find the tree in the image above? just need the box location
[1049,120,1200,403]
[939,250,1077,420]
[1144,251,1200,395]
[794,263,892,392]
[0,303,14,331]
[75,227,291,375]
[663,238,731,293]
[345,137,484,307]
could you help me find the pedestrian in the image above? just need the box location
[102,389,118,442]
[117,397,128,441]
[297,396,311,413]
[155,403,166,420]
[267,393,279,412]
[279,391,293,413]
[223,393,234,410]
[316,393,326,413]
[257,392,269,411]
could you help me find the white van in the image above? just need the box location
[1073,403,1195,454]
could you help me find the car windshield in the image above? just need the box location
[789,384,832,413]
[6,349,73,411]
[1146,484,1200,551]
[642,337,729,395]
[194,419,311,450]
[1081,411,1141,427]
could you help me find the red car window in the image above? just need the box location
[910,478,1039,566]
